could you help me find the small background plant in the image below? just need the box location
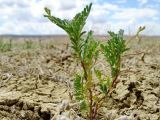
[24,39,33,49]
[0,39,12,52]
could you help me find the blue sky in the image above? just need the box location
[0,0,159,35]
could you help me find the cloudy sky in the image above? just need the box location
[0,0,160,35]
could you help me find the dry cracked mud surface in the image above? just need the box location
[0,39,160,120]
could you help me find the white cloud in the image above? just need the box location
[101,3,119,11]
[112,8,158,20]
[58,0,77,10]
[89,4,116,23]
[0,0,159,35]
[116,0,127,4]
[137,0,148,5]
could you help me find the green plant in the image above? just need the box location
[100,27,145,92]
[44,3,92,57]
[44,3,145,120]
[24,39,33,49]
[44,3,103,119]
[0,39,12,52]
[101,30,129,92]
[126,26,146,44]
[73,31,100,119]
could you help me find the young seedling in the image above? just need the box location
[101,30,129,92]
[101,27,145,92]
[24,39,33,49]
[125,26,146,62]
[126,26,145,44]
[44,3,105,119]
[44,3,145,120]
[0,39,12,52]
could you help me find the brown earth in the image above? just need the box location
[0,37,160,120]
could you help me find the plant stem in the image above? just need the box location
[81,60,93,120]
[123,51,146,57]
[81,61,88,80]
[111,74,119,88]
[89,89,93,120]
[93,96,106,119]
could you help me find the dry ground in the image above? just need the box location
[0,36,159,120]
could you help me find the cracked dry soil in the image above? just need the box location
[0,39,160,120]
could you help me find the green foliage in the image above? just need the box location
[74,74,85,100]
[94,69,112,94]
[136,26,146,43]
[136,26,145,36]
[44,3,101,119]
[0,39,12,52]
[101,30,129,87]
[24,40,33,49]
[100,76,112,93]
[44,3,92,57]
[44,3,144,120]
[80,31,99,69]
[80,100,87,112]
[74,74,88,111]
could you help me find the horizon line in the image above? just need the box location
[0,34,160,37]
